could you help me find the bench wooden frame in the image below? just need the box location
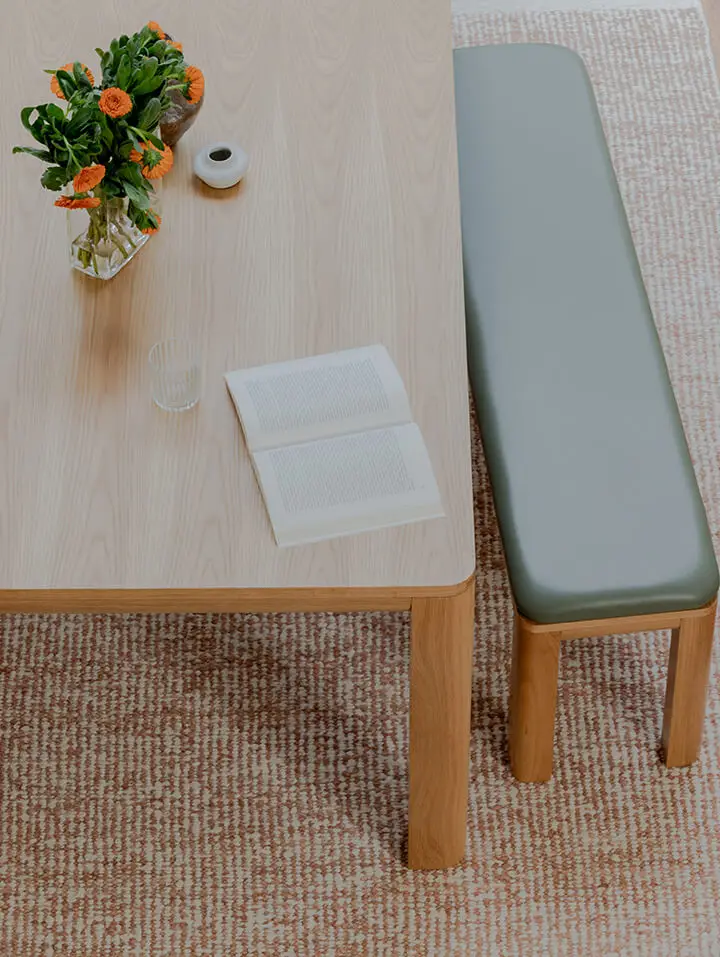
[509,598,718,781]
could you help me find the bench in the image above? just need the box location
[453,43,719,781]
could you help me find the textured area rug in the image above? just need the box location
[2,7,720,956]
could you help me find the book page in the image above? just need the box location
[252,424,444,547]
[225,345,412,452]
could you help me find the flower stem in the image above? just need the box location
[115,221,138,249]
[109,231,130,259]
[76,197,144,277]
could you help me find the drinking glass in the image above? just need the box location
[149,339,201,412]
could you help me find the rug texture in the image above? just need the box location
[2,7,720,957]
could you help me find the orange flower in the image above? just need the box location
[130,141,174,179]
[141,213,162,234]
[73,164,106,193]
[147,21,166,38]
[54,195,102,209]
[184,65,204,104]
[50,62,94,99]
[99,87,133,118]
[167,40,183,51]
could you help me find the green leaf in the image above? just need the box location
[144,130,165,151]
[122,180,151,209]
[128,55,161,94]
[95,47,106,58]
[12,146,54,161]
[117,139,134,159]
[65,109,94,138]
[46,103,65,124]
[71,135,95,152]
[116,54,132,89]
[21,106,36,130]
[40,165,70,190]
[101,120,114,149]
[66,156,83,175]
[126,202,140,225]
[137,97,162,131]
[132,74,166,96]
[98,174,123,199]
[73,61,91,89]
[118,162,144,187]
[140,57,159,81]
[126,129,143,152]
[56,69,75,100]
[20,107,47,145]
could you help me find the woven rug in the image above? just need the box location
[2,6,720,956]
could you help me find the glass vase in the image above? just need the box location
[67,192,159,281]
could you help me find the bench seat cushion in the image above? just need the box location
[454,43,718,624]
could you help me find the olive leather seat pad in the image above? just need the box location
[453,43,719,623]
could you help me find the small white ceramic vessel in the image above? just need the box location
[193,142,249,189]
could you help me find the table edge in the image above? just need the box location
[0,573,476,614]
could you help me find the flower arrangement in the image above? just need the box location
[13,22,205,278]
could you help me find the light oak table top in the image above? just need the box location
[0,0,475,610]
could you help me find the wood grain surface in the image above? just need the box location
[0,0,474,595]
[702,0,720,75]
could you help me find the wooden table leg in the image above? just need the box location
[408,577,475,869]
[662,599,717,767]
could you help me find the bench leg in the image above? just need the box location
[408,578,475,869]
[509,616,561,782]
[662,601,717,767]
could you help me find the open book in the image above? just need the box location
[225,345,444,547]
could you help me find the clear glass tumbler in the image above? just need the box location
[149,339,201,412]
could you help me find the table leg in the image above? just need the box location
[408,577,475,869]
